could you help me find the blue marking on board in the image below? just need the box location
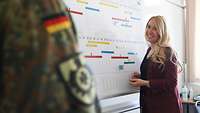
[124,61,135,64]
[85,7,100,12]
[118,65,124,70]
[128,52,137,55]
[130,17,141,20]
[101,51,114,54]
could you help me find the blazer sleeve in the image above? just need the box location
[149,50,178,93]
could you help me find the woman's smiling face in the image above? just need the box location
[146,18,160,44]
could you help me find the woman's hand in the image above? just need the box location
[129,78,150,87]
[130,72,140,79]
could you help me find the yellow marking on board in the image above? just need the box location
[99,2,118,8]
[76,0,88,4]
[88,41,111,45]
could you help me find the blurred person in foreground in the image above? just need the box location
[0,0,101,113]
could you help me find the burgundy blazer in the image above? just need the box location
[140,47,183,113]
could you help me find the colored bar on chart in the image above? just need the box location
[99,2,118,8]
[88,41,111,45]
[101,50,114,54]
[85,6,100,12]
[124,61,135,64]
[66,8,83,15]
[112,17,129,22]
[85,55,102,58]
[128,52,137,55]
[111,56,129,59]
[76,0,88,4]
[130,17,141,21]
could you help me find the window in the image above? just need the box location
[187,0,200,82]
[194,0,200,79]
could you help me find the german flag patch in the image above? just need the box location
[43,13,71,34]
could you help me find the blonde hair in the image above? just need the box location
[145,16,171,64]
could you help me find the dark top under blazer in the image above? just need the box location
[140,47,183,113]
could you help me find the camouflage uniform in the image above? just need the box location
[0,0,101,113]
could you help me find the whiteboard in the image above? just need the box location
[64,0,147,99]
[63,0,185,99]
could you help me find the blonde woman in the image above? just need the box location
[130,16,183,113]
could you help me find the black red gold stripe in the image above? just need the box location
[43,13,71,34]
